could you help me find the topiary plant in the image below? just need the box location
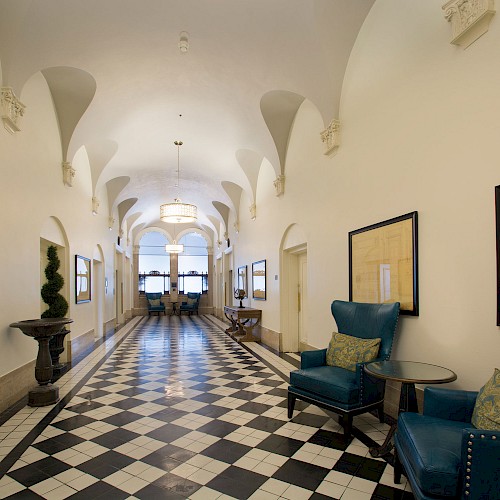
[41,245,69,318]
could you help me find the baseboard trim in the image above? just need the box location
[0,360,37,414]
[67,329,94,361]
[104,319,115,335]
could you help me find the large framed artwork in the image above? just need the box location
[496,185,500,326]
[349,211,418,315]
[75,255,91,303]
[237,265,248,294]
[252,259,266,300]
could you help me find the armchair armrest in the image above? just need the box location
[461,428,500,498]
[301,349,326,369]
[424,387,478,422]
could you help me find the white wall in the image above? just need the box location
[231,0,500,390]
[0,71,119,378]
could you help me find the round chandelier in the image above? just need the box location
[160,141,198,224]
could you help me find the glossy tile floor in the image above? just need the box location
[0,315,414,499]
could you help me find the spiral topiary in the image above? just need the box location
[41,245,69,318]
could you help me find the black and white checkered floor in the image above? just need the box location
[0,315,414,499]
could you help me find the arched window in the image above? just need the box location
[178,232,208,293]
[138,232,170,293]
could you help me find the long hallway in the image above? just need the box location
[0,316,413,499]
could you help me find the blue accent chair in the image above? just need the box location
[179,292,201,315]
[288,300,400,442]
[145,292,166,315]
[394,387,500,500]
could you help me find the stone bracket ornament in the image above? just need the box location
[249,203,256,220]
[443,0,495,48]
[320,119,340,156]
[92,197,100,215]
[273,175,285,196]
[108,216,115,230]
[1,87,26,134]
[62,162,75,187]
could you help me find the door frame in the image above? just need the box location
[280,243,307,352]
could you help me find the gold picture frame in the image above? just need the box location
[75,255,91,303]
[349,212,418,315]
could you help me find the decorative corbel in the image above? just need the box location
[108,216,115,231]
[320,119,340,156]
[1,87,26,134]
[62,161,76,187]
[249,203,256,220]
[273,175,285,197]
[92,197,100,215]
[443,0,495,48]
[233,221,239,234]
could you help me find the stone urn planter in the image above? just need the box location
[49,327,71,379]
[10,317,73,407]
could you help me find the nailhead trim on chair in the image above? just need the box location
[465,431,499,497]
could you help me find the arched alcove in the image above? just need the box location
[40,216,70,317]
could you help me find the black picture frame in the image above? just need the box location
[252,259,266,300]
[237,265,248,295]
[496,185,500,326]
[75,255,91,303]
[349,211,418,315]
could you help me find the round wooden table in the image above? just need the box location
[364,360,457,457]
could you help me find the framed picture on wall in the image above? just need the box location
[75,255,91,303]
[349,211,418,315]
[496,185,500,326]
[237,265,248,294]
[252,259,266,300]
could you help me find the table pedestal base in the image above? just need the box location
[369,382,418,458]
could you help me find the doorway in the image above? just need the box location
[93,259,104,338]
[281,244,307,353]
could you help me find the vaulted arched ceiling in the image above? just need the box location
[0,0,375,231]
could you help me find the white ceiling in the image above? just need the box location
[0,0,374,237]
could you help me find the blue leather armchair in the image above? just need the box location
[179,292,201,315]
[145,292,166,315]
[394,387,500,500]
[288,300,400,442]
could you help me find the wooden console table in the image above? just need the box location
[223,306,262,342]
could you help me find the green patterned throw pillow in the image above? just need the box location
[471,368,500,430]
[148,299,161,306]
[326,332,381,372]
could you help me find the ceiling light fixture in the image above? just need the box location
[160,140,197,224]
[165,223,184,254]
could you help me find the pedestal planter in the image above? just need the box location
[49,327,70,379]
[9,318,73,407]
